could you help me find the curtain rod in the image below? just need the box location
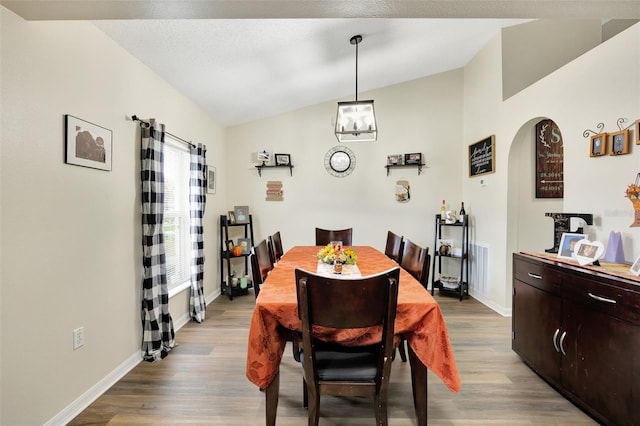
[131,115,196,149]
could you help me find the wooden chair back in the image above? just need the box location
[295,267,400,425]
[384,230,404,263]
[400,239,430,288]
[250,239,273,299]
[270,231,284,263]
[315,227,353,246]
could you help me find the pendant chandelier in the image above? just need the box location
[335,35,377,142]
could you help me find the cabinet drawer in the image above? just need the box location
[563,275,640,325]
[514,255,561,295]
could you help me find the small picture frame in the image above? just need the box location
[234,205,250,224]
[557,233,586,259]
[237,237,251,255]
[630,255,640,276]
[609,129,630,156]
[206,165,216,194]
[404,153,422,165]
[227,211,236,224]
[387,154,403,165]
[65,114,113,171]
[226,240,234,251]
[635,119,640,145]
[258,150,271,164]
[590,133,607,157]
[275,153,291,166]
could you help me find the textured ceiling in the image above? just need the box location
[3,1,638,126]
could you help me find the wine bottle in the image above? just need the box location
[440,199,447,220]
[459,202,466,223]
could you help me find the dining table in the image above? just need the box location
[245,245,461,425]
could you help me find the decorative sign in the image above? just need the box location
[468,135,495,177]
[266,180,283,201]
[536,119,564,198]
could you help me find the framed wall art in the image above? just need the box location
[468,135,495,177]
[535,119,564,199]
[64,114,112,171]
[609,129,630,156]
[206,165,216,194]
[275,153,291,166]
[635,119,640,144]
[589,133,607,157]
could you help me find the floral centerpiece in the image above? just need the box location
[625,174,640,227]
[316,243,357,265]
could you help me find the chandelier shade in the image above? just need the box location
[335,35,377,142]
[335,100,377,142]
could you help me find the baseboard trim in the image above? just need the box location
[44,351,142,426]
[45,289,223,425]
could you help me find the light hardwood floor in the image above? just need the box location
[68,292,597,425]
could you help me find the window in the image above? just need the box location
[163,137,191,294]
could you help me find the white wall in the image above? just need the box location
[465,22,640,312]
[225,70,465,254]
[0,8,225,425]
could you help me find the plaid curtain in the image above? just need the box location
[189,144,207,322]
[140,119,175,361]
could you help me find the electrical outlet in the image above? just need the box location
[73,327,84,350]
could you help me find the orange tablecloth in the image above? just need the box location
[245,246,461,394]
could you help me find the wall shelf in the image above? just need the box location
[385,163,425,176]
[255,164,294,177]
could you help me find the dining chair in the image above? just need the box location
[384,230,404,264]
[397,238,430,362]
[250,239,274,299]
[269,231,284,264]
[315,227,353,246]
[295,267,400,426]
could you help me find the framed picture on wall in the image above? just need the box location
[206,165,216,194]
[609,129,630,156]
[64,114,112,171]
[635,119,640,145]
[275,153,291,166]
[404,153,422,165]
[590,133,607,157]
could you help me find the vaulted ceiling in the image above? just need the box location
[3,1,638,126]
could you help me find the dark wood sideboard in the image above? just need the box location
[512,252,640,426]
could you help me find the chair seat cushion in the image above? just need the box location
[302,343,380,381]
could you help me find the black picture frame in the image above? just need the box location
[226,239,234,251]
[275,153,291,166]
[64,114,112,171]
[468,135,495,177]
[404,153,422,165]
